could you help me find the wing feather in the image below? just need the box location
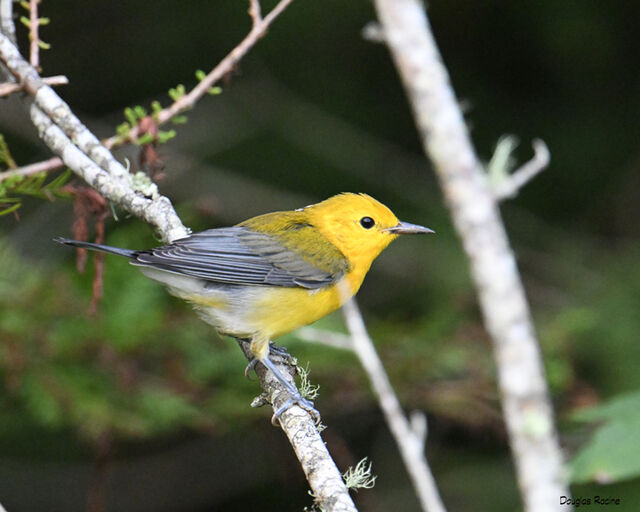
[131,227,347,289]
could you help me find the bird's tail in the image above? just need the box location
[53,237,136,258]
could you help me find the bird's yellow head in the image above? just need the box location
[303,193,433,270]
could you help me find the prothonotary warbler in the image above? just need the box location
[55,193,434,423]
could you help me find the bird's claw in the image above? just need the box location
[271,392,321,427]
[244,358,258,379]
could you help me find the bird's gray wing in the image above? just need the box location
[131,227,348,289]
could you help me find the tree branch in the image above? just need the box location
[0,0,15,46]
[0,154,63,181]
[237,341,357,512]
[0,74,67,97]
[28,0,40,69]
[102,0,294,149]
[372,1,568,511]
[302,294,446,512]
[0,2,358,510]
[491,138,550,201]
[2,0,295,177]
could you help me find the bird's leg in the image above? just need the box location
[249,335,320,426]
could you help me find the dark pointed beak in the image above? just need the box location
[385,221,435,235]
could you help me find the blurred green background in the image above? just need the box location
[1,1,640,511]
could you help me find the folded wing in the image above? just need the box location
[131,227,348,289]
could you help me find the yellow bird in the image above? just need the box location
[55,193,433,422]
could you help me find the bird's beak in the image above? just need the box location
[385,221,435,235]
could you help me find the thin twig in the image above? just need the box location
[29,0,40,68]
[373,1,568,510]
[103,0,294,148]
[2,0,293,178]
[297,327,354,351]
[249,0,263,27]
[492,139,550,201]
[0,155,62,181]
[340,295,446,512]
[0,73,67,96]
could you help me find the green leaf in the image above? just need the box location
[124,107,137,126]
[570,390,640,483]
[133,105,147,119]
[0,202,21,216]
[134,133,154,146]
[195,69,206,81]
[157,129,176,144]
[573,390,640,423]
[116,121,131,137]
[208,86,222,95]
[168,84,185,101]
[0,134,18,168]
[38,40,51,50]
[171,115,187,125]
[43,168,72,192]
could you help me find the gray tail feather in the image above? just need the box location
[53,237,136,258]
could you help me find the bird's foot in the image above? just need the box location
[268,342,297,366]
[271,391,321,427]
[259,356,321,426]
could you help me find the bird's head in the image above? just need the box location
[304,193,434,267]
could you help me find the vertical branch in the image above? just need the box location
[28,0,40,69]
[372,1,568,511]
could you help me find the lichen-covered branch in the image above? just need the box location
[372,1,568,510]
[0,33,188,242]
[298,320,446,512]
[237,342,357,512]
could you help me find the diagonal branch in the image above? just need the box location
[1,0,295,177]
[372,1,568,511]
[341,298,446,512]
[103,0,294,149]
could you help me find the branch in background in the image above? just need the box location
[28,0,41,68]
[0,2,359,509]
[372,1,568,510]
[299,290,447,512]
[1,0,295,179]
[0,154,62,181]
[0,73,66,97]
[102,0,294,149]
[490,138,550,201]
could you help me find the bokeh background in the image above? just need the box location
[1,1,640,511]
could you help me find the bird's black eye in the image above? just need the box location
[360,216,375,229]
